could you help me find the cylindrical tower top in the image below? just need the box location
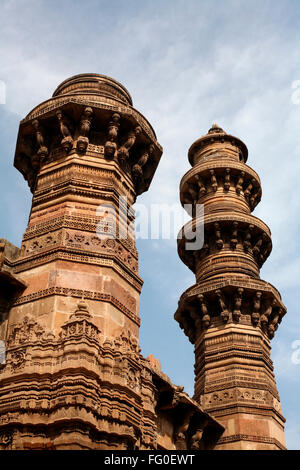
[14,73,162,197]
[188,124,248,166]
[52,73,133,106]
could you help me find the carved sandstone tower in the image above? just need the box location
[0,75,223,450]
[175,125,286,450]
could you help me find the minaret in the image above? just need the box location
[0,73,163,449]
[175,125,286,450]
[11,74,162,340]
[0,76,223,450]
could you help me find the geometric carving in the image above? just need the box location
[118,126,141,164]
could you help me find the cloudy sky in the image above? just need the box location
[1,0,300,449]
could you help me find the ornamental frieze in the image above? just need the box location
[11,287,140,325]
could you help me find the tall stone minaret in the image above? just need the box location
[175,125,286,450]
[0,74,163,449]
[0,76,223,450]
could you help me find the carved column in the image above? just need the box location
[0,74,163,449]
[175,124,286,450]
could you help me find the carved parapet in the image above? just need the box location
[14,74,162,197]
[117,125,141,163]
[174,279,286,341]
[18,229,139,276]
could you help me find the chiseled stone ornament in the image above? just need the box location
[0,75,223,450]
[175,124,287,450]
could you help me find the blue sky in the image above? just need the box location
[1,0,300,449]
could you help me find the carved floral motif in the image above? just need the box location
[7,316,55,347]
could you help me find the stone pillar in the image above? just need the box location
[175,125,286,450]
[12,73,162,341]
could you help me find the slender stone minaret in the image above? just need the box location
[175,124,286,450]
